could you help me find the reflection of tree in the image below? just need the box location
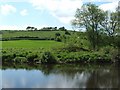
[118,68,120,88]
[117,63,120,88]
[40,64,84,77]
[86,71,99,88]
[86,64,119,88]
[40,64,56,75]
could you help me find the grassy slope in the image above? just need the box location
[1,31,65,39]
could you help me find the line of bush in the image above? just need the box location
[1,37,55,41]
[2,49,118,64]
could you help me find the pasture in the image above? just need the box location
[1,30,65,40]
[2,40,63,49]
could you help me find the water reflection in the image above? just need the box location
[2,63,120,88]
[0,70,2,89]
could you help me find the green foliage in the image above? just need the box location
[72,3,119,51]
[72,3,106,50]
[2,45,113,64]
[41,51,57,64]
[55,33,61,36]
[55,37,62,42]
[99,46,118,62]
[114,35,120,49]
[61,44,88,52]
[55,51,111,63]
[2,53,15,62]
[55,32,62,42]
[1,30,65,41]
[26,53,38,62]
[65,30,71,35]
[58,27,66,31]
[99,46,114,54]
[14,57,27,63]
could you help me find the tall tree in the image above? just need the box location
[72,3,105,50]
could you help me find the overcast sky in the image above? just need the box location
[0,0,119,30]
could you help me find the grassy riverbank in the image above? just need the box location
[2,40,117,64]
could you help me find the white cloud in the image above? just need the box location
[99,1,119,12]
[20,9,28,16]
[29,0,83,24]
[29,0,118,24]
[0,4,16,16]
[83,0,119,2]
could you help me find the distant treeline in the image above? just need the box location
[26,26,67,31]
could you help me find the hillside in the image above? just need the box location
[1,30,65,40]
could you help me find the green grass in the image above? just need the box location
[1,31,65,39]
[2,40,63,49]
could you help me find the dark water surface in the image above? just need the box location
[1,63,120,88]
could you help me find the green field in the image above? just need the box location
[2,40,63,49]
[1,31,65,39]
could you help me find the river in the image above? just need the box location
[1,63,120,88]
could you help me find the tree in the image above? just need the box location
[26,26,35,31]
[31,27,35,30]
[26,26,31,30]
[58,27,66,31]
[54,27,57,30]
[72,3,105,50]
[55,33,61,42]
[100,11,118,36]
[34,28,37,31]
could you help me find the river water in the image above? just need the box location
[1,63,120,88]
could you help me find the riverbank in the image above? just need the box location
[2,46,120,64]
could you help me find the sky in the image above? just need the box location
[0,0,119,30]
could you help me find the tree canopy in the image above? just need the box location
[72,3,119,50]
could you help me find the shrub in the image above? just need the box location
[61,44,82,52]
[34,57,41,64]
[26,53,38,62]
[99,46,118,62]
[2,53,14,62]
[17,52,28,57]
[13,57,27,63]
[100,46,113,54]
[65,30,71,35]
[55,37,62,42]
[41,51,57,64]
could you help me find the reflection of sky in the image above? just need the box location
[43,72,90,88]
[2,69,90,88]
